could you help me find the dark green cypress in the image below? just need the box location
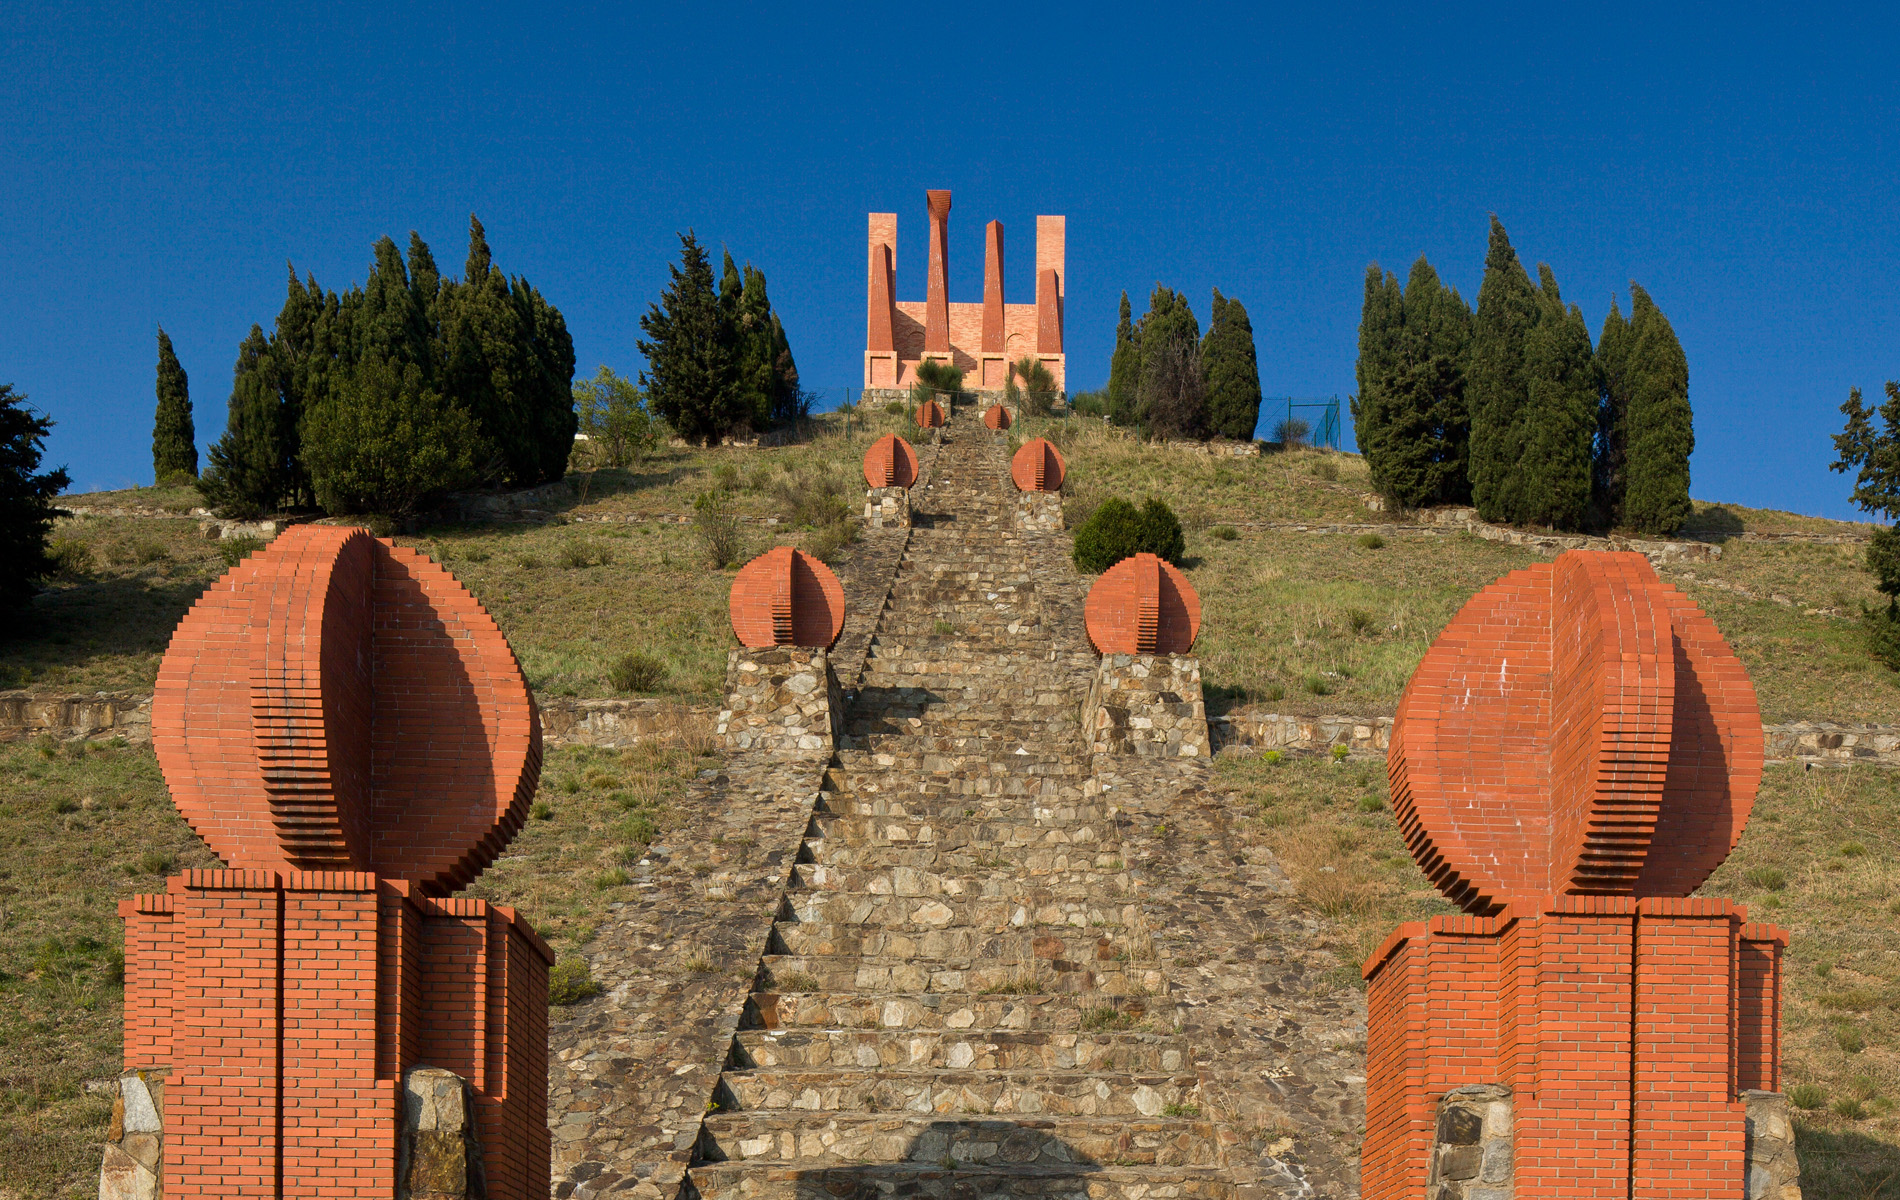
[198,326,288,516]
[769,312,803,425]
[152,328,198,483]
[1515,265,1597,530]
[1106,290,1140,425]
[1594,298,1633,523]
[639,231,743,444]
[1619,283,1693,534]
[1353,265,1404,493]
[734,264,776,429]
[1134,285,1203,439]
[1358,259,1473,508]
[0,383,71,613]
[1468,217,1540,523]
[1201,289,1263,441]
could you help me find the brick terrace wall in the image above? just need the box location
[1362,897,1788,1200]
[120,870,553,1198]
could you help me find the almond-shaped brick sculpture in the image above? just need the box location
[121,524,552,1199]
[729,545,847,649]
[914,397,945,428]
[1010,436,1065,492]
[1084,553,1200,655]
[1363,550,1788,1200]
[862,432,919,488]
[983,402,1012,430]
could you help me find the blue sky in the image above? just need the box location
[3,2,1896,519]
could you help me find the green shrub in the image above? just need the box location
[1209,525,1239,541]
[593,868,629,890]
[45,535,93,577]
[558,540,613,568]
[547,957,603,1005]
[884,401,906,415]
[1330,744,1350,762]
[1833,1023,1867,1054]
[1745,866,1787,892]
[1357,796,1385,813]
[1308,457,1339,481]
[1071,497,1186,573]
[1357,533,1385,549]
[1839,841,1867,857]
[1833,1096,1868,1120]
[1303,673,1333,696]
[217,534,264,567]
[1346,607,1376,635]
[1787,1082,1826,1110]
[531,800,554,821]
[1260,682,1286,702]
[693,489,745,568]
[607,651,668,693]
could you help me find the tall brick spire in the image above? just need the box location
[924,189,952,354]
[982,219,1005,353]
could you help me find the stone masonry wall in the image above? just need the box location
[1081,654,1209,758]
[1744,1091,1803,1200]
[716,647,842,757]
[98,1070,166,1200]
[1424,1085,1513,1200]
[863,485,909,530]
[1016,490,1063,531]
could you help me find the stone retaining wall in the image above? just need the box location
[1424,1084,1513,1200]
[1744,1090,1803,1200]
[1081,654,1209,758]
[862,486,909,530]
[716,647,841,758]
[1015,491,1063,531]
[0,691,151,743]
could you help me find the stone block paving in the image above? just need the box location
[548,411,1367,1200]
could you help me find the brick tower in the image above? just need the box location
[114,525,552,1198]
[1364,550,1792,1199]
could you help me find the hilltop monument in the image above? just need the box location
[864,189,1065,394]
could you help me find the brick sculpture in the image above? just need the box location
[1083,553,1200,655]
[863,190,1065,393]
[862,432,919,489]
[1009,437,1065,493]
[983,403,1011,431]
[728,546,846,650]
[914,398,945,429]
[1363,550,1789,1200]
[125,524,552,1198]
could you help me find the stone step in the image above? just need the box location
[685,1161,1239,1200]
[718,1067,1202,1119]
[808,814,1121,851]
[743,992,1168,1034]
[782,891,1143,934]
[832,735,1089,767]
[768,925,1134,964]
[813,793,1106,824]
[787,861,1132,896]
[758,954,1164,997]
[730,1029,1187,1073]
[695,1113,1222,1168]
[800,841,1113,876]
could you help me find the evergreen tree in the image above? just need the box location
[1831,381,1900,668]
[302,357,479,516]
[1134,285,1203,438]
[198,326,291,517]
[152,328,198,483]
[1468,217,1541,523]
[1355,260,1474,508]
[1618,284,1694,534]
[0,383,70,614]
[1514,265,1597,530]
[1353,265,1404,490]
[1594,298,1633,522]
[1201,289,1263,441]
[639,231,743,444]
[769,312,804,426]
[1106,290,1140,425]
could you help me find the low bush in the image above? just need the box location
[693,489,745,568]
[1787,1082,1826,1110]
[1071,497,1186,573]
[607,651,668,693]
[1209,525,1239,541]
[1745,866,1787,891]
[547,957,603,1005]
[1357,533,1385,549]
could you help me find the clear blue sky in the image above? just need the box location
[4,3,1896,519]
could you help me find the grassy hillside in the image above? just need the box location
[4,414,1899,1196]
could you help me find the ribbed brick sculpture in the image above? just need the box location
[126,524,551,1199]
[914,398,945,429]
[983,403,1011,431]
[1364,550,1787,1200]
[1010,437,1065,492]
[1083,553,1200,655]
[1388,550,1762,914]
[862,432,919,489]
[729,546,846,650]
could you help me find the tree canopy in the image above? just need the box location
[152,328,197,483]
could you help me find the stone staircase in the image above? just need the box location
[685,413,1235,1199]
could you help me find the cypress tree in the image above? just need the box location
[1353,265,1404,493]
[152,328,198,483]
[1106,290,1140,425]
[639,231,743,444]
[1201,289,1263,441]
[1619,283,1693,534]
[1358,259,1473,508]
[0,383,70,613]
[1515,265,1597,530]
[1134,285,1203,439]
[734,264,776,429]
[302,357,480,516]
[1594,298,1633,523]
[1468,217,1540,523]
[198,326,289,516]
[769,312,803,425]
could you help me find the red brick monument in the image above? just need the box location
[1363,550,1792,1200]
[116,525,552,1199]
[865,189,1065,393]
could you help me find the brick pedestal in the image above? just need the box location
[120,870,552,1199]
[1363,897,1788,1200]
[1081,654,1208,758]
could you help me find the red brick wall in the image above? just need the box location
[124,872,553,1198]
[1363,899,1787,1200]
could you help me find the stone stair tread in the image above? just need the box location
[697,1111,1222,1167]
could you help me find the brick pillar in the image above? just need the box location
[1035,215,1065,384]
[925,189,951,355]
[866,213,897,388]
[1736,923,1787,1092]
